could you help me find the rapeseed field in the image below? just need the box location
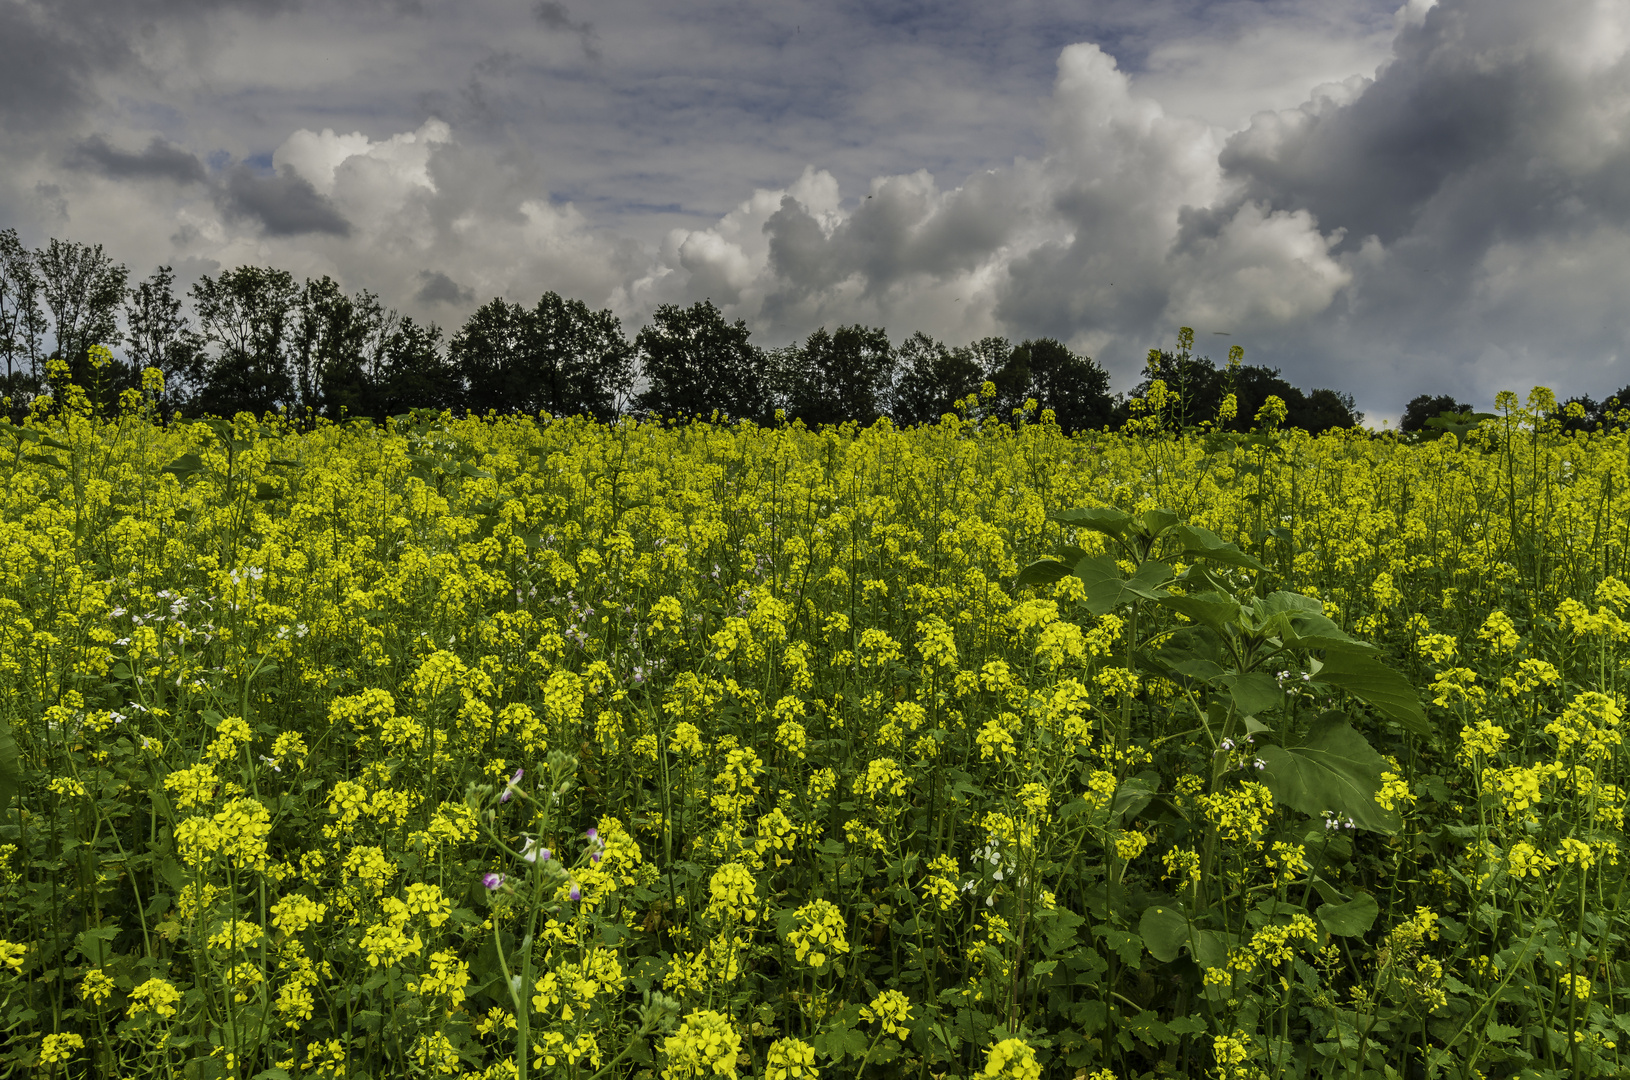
[2,373,1628,1080]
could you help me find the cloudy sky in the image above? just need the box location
[4,0,1629,419]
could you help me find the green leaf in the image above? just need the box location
[1139,905,1190,963]
[1112,777,1156,821]
[1167,1016,1207,1036]
[1317,892,1379,937]
[1312,651,1429,736]
[1075,555,1172,615]
[1171,525,1267,570]
[1099,927,1144,966]
[1257,713,1402,834]
[1190,929,1229,970]
[1137,507,1181,538]
[1153,625,1227,684]
[1126,1010,1175,1047]
[1052,506,1133,540]
[0,716,20,811]
[1219,672,1283,717]
[1014,558,1072,591]
[162,452,205,477]
[1158,590,1243,633]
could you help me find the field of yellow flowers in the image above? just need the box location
[2,377,1628,1080]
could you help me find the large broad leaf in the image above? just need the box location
[1312,650,1429,737]
[1254,592,1373,653]
[1316,892,1379,937]
[162,452,205,478]
[0,716,19,811]
[1014,558,1073,591]
[1113,776,1158,821]
[1257,713,1401,834]
[1140,904,1190,963]
[1073,555,1172,615]
[1219,672,1283,717]
[1051,506,1134,541]
[1152,625,1228,684]
[1138,507,1181,538]
[1170,525,1267,570]
[1157,590,1243,634]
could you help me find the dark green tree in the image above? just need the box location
[1293,387,1364,433]
[1122,331,1226,429]
[377,318,460,415]
[888,331,984,426]
[35,238,128,401]
[188,266,299,417]
[1400,393,1471,433]
[523,292,635,420]
[293,278,392,420]
[990,338,1114,433]
[450,298,529,415]
[124,265,202,416]
[452,293,633,418]
[634,300,768,421]
[781,324,894,426]
[0,229,46,405]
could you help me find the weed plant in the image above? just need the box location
[1,363,1628,1080]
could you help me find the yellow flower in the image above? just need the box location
[661,1009,741,1079]
[128,977,182,1019]
[981,1037,1041,1080]
[764,1037,819,1080]
[79,968,115,1006]
[1459,719,1508,761]
[860,989,913,1039]
[1375,771,1415,812]
[39,1032,85,1066]
[1114,830,1149,860]
[1507,841,1555,879]
[786,899,849,968]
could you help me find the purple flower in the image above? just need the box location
[483,873,505,890]
[592,851,602,864]
[586,827,599,842]
[500,767,524,803]
[511,767,525,784]
[569,883,582,902]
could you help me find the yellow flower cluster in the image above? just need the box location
[662,1009,741,1080]
[786,899,850,968]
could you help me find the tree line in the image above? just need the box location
[10,229,1534,435]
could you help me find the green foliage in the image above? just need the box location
[0,386,1627,1080]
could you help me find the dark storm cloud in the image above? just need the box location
[415,269,475,306]
[533,1,599,60]
[67,135,208,185]
[13,0,1629,419]
[219,167,351,237]
[1203,0,1630,403]
[761,169,1026,302]
[0,3,111,136]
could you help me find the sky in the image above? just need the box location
[3,0,1629,421]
